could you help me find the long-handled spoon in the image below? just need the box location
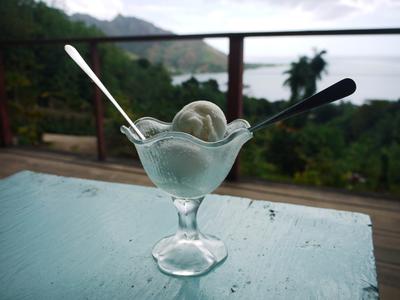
[249,78,356,133]
[64,45,146,140]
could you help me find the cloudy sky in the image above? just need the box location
[46,0,400,59]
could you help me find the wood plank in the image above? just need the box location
[377,262,400,290]
[379,284,400,300]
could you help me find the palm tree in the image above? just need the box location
[308,49,328,96]
[284,49,327,102]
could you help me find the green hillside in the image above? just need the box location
[71,14,227,73]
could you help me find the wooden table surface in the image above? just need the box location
[0,171,378,299]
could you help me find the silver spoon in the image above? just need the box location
[64,45,145,140]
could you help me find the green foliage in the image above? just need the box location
[284,49,327,102]
[2,1,400,196]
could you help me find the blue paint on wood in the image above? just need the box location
[0,171,378,299]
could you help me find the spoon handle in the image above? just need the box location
[249,78,356,133]
[64,45,146,140]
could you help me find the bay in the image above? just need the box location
[172,56,400,105]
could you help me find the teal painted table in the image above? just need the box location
[0,171,378,299]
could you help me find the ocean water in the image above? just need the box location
[172,56,400,105]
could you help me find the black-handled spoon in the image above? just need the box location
[249,78,356,133]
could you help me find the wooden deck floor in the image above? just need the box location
[1,148,399,299]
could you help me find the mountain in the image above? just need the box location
[70,14,227,73]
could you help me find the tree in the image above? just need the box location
[283,49,327,102]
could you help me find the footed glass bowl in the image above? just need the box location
[121,117,252,276]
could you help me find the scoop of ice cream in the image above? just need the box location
[172,100,227,142]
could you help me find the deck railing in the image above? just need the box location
[1,28,400,180]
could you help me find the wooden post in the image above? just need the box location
[226,36,244,181]
[0,50,12,147]
[90,43,106,161]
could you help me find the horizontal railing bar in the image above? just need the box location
[1,28,400,46]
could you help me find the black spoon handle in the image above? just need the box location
[249,78,356,133]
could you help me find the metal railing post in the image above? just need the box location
[227,36,244,181]
[0,50,12,147]
[90,42,106,161]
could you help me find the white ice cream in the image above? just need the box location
[172,100,227,142]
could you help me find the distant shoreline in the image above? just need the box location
[244,62,282,70]
[172,56,400,105]
[170,62,282,76]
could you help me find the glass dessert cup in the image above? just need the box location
[121,117,252,276]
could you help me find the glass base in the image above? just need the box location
[152,232,228,276]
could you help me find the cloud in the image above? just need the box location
[44,0,124,20]
[310,2,359,19]
[46,0,400,25]
[240,0,362,19]
[204,0,400,20]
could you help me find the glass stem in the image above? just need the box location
[173,197,204,240]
